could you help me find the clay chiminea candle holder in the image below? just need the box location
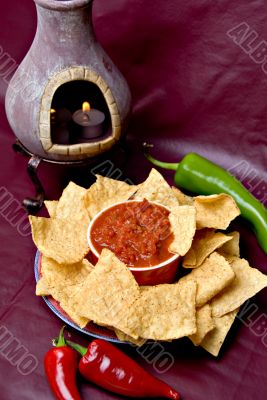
[5,0,131,212]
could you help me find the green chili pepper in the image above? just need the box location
[143,143,267,254]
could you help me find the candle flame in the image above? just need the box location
[50,109,56,114]
[83,102,90,113]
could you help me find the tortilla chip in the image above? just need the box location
[211,257,267,317]
[194,194,240,230]
[172,187,194,206]
[180,252,235,307]
[114,329,146,346]
[168,205,196,256]
[134,169,179,209]
[36,278,89,328]
[55,295,89,328]
[219,231,240,257]
[44,201,58,218]
[29,216,89,264]
[84,175,137,219]
[200,308,239,356]
[183,229,232,268]
[134,280,197,340]
[189,304,215,346]
[55,182,90,222]
[72,249,140,338]
[36,276,51,296]
[39,258,92,328]
[41,256,93,287]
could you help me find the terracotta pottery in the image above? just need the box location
[5,0,131,161]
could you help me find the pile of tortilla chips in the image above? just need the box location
[30,169,267,357]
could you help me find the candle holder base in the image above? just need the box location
[12,139,129,215]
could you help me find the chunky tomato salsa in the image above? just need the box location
[90,199,174,268]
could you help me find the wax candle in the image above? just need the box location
[50,108,72,125]
[72,102,105,139]
[50,108,72,144]
[50,108,56,124]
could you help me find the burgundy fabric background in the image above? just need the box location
[0,0,266,399]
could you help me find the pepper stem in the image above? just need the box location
[66,340,87,357]
[52,325,66,347]
[143,143,179,171]
[55,326,66,347]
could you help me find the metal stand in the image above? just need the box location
[12,139,128,214]
[13,141,44,214]
[23,156,44,214]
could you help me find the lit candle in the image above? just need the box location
[50,108,72,125]
[50,108,72,144]
[50,108,56,124]
[72,102,105,139]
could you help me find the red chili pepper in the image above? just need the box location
[67,338,180,399]
[44,326,81,400]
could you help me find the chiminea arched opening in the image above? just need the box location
[39,67,122,158]
[50,80,112,146]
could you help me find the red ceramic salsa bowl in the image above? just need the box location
[87,200,180,286]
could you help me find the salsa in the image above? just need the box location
[90,199,174,268]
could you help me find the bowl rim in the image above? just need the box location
[87,199,179,272]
